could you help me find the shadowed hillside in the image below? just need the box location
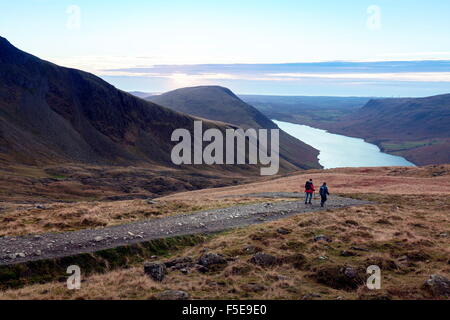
[0,37,222,167]
[148,86,321,170]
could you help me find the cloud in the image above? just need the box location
[46,57,450,87]
[267,72,450,82]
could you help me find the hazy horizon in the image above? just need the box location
[1,0,450,96]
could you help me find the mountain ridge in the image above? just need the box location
[148,86,321,170]
[0,37,226,167]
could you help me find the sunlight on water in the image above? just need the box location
[274,120,416,169]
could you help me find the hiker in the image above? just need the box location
[304,179,315,204]
[320,182,330,207]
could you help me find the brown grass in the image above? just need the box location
[160,165,450,201]
[0,165,449,300]
[1,193,448,300]
[0,197,277,237]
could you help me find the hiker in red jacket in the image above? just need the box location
[304,179,315,204]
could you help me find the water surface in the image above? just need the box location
[274,120,416,169]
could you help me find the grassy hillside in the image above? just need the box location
[1,165,448,300]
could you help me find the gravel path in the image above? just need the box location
[0,194,369,266]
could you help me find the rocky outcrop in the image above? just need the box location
[144,261,167,282]
[422,275,450,298]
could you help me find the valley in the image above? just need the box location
[244,94,450,166]
[0,36,449,302]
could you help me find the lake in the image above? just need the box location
[273,120,416,169]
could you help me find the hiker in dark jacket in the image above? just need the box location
[319,183,330,207]
[304,179,315,204]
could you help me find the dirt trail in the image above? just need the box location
[0,194,369,266]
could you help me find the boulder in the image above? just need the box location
[422,275,450,298]
[144,261,167,282]
[164,257,194,269]
[154,290,189,300]
[195,265,209,273]
[198,253,227,267]
[277,227,292,235]
[314,235,332,243]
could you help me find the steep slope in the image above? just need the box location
[329,94,450,165]
[148,86,321,170]
[0,37,231,168]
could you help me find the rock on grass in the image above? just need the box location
[196,252,227,272]
[422,275,450,298]
[314,265,365,291]
[198,253,227,267]
[144,261,167,282]
[154,290,189,300]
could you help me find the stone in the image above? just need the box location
[302,293,322,300]
[277,227,292,235]
[165,257,194,269]
[249,252,279,267]
[422,275,450,298]
[195,265,209,273]
[180,268,189,275]
[197,253,227,267]
[94,236,103,242]
[144,261,167,282]
[314,235,332,243]
[154,290,189,300]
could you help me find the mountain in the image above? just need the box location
[0,37,231,168]
[148,86,321,170]
[240,95,371,127]
[128,91,156,99]
[329,94,450,165]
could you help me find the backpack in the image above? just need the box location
[305,181,312,191]
[320,186,326,196]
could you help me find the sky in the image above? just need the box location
[1,0,450,96]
